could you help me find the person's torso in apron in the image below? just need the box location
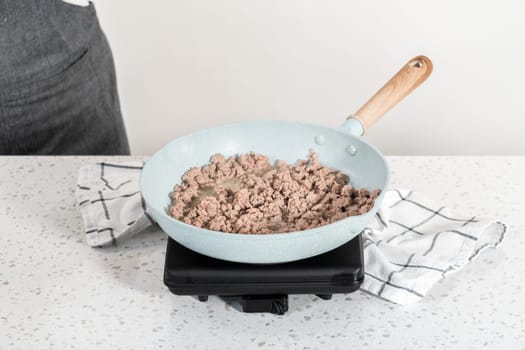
[0,0,130,155]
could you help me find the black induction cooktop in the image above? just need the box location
[163,233,364,315]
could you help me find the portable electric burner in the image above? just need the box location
[163,233,364,315]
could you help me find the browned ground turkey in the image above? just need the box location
[169,151,380,234]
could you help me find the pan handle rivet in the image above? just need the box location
[314,135,326,145]
[345,145,357,156]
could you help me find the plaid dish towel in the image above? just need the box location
[76,162,507,305]
[76,162,154,247]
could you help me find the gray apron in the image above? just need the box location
[0,0,130,155]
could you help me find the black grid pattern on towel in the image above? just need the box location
[386,190,480,245]
[99,162,143,191]
[76,162,147,246]
[363,189,507,300]
[85,227,116,246]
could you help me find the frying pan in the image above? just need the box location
[141,55,432,264]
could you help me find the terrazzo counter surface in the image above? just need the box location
[1,156,524,349]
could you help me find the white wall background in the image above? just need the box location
[93,0,525,155]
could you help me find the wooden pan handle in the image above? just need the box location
[348,55,433,133]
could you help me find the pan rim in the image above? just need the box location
[141,119,390,240]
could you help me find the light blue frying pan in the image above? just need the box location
[141,56,432,263]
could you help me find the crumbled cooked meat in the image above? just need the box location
[169,151,381,234]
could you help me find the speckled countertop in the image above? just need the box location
[1,156,525,349]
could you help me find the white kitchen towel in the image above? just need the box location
[76,161,155,247]
[76,162,507,304]
[361,189,506,304]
